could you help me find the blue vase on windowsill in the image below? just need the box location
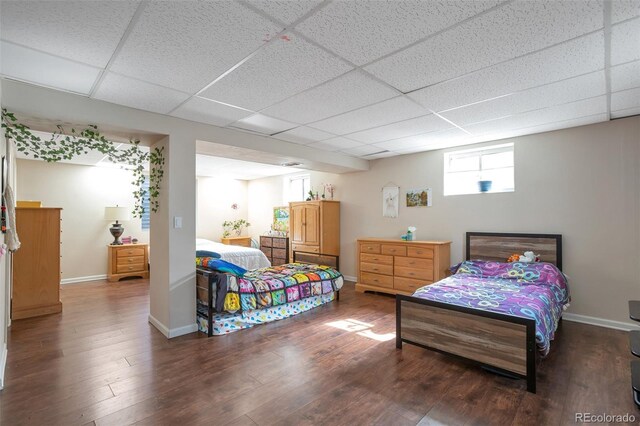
[478,180,492,192]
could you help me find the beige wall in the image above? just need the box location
[248,117,640,325]
[196,177,249,241]
[16,159,149,281]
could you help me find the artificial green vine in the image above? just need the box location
[1,108,164,218]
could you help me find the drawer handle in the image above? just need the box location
[373,279,378,283]
[128,266,134,270]
[128,258,134,263]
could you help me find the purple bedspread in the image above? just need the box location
[412,260,570,356]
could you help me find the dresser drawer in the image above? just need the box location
[116,263,145,274]
[261,247,272,257]
[394,276,432,293]
[360,243,380,254]
[116,247,145,258]
[116,255,145,267]
[381,244,407,256]
[272,258,287,266]
[360,272,393,288]
[360,253,393,265]
[292,243,319,253]
[360,262,393,275]
[394,256,433,269]
[272,248,287,259]
[407,246,434,259]
[395,266,433,281]
[272,238,287,249]
[260,236,272,247]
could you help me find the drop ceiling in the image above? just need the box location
[1,0,638,161]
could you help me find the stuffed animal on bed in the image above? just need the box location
[507,251,540,263]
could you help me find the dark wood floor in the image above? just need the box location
[0,279,637,426]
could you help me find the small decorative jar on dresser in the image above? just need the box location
[107,243,149,282]
[356,238,451,295]
[260,236,289,266]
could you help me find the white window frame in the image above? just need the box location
[444,143,514,196]
[287,174,310,202]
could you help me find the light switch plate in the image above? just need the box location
[174,216,182,229]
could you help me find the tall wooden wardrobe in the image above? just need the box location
[289,200,340,269]
[12,207,63,319]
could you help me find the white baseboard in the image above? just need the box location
[342,275,356,282]
[148,314,169,338]
[562,313,637,331]
[0,342,7,390]
[148,314,197,338]
[168,323,198,338]
[60,274,107,285]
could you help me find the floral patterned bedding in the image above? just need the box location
[196,261,343,314]
[412,260,570,356]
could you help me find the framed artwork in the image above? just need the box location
[273,206,289,234]
[406,188,432,207]
[383,186,399,218]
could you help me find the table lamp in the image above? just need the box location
[105,206,130,245]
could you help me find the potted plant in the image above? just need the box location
[222,219,251,238]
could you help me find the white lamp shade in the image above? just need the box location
[105,206,130,222]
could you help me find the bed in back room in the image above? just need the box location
[196,238,270,269]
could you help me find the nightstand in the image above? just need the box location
[107,243,149,282]
[221,236,252,247]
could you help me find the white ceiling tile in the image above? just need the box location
[611,87,640,111]
[261,70,398,123]
[441,71,606,126]
[93,73,190,114]
[231,114,297,134]
[171,97,253,127]
[612,0,640,23]
[611,18,640,65]
[0,1,140,67]
[366,151,399,159]
[296,1,502,66]
[0,41,100,95]
[463,96,607,135]
[309,96,428,135]
[340,145,389,157]
[245,0,324,25]
[110,1,281,93]
[365,0,603,92]
[374,128,470,152]
[408,32,605,113]
[611,61,640,92]
[495,114,609,139]
[196,154,301,180]
[200,34,352,110]
[272,126,335,145]
[611,106,640,118]
[347,114,453,143]
[307,137,364,151]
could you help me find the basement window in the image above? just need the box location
[444,143,514,196]
[288,174,310,202]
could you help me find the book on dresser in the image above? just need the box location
[355,238,451,295]
[260,236,289,266]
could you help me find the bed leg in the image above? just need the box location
[336,290,340,301]
[527,375,536,393]
[396,296,402,349]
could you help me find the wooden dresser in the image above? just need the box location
[13,207,63,319]
[289,200,340,269]
[260,236,289,266]
[355,238,451,295]
[108,243,149,282]
[221,236,252,247]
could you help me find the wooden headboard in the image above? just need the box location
[466,232,563,270]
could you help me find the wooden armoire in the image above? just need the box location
[12,207,63,319]
[288,200,340,269]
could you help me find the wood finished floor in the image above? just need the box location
[0,279,637,426]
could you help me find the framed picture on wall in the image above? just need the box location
[406,188,432,207]
[273,206,289,234]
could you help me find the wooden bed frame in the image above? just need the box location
[396,232,563,393]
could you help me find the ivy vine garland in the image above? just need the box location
[1,108,164,218]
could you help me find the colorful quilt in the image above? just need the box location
[413,260,570,356]
[196,261,343,314]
